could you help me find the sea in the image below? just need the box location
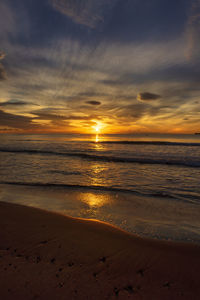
[0,133,200,243]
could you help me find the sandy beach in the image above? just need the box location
[0,201,200,300]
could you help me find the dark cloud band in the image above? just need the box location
[137,92,161,101]
[0,100,29,106]
[85,101,101,106]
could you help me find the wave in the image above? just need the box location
[1,181,200,204]
[49,170,82,176]
[0,148,200,168]
[0,181,178,199]
[2,181,200,204]
[4,140,200,146]
[98,141,200,146]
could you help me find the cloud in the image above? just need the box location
[32,112,67,121]
[186,0,200,61]
[0,109,36,130]
[137,92,161,101]
[0,52,6,80]
[0,37,187,110]
[85,100,101,105]
[0,100,32,106]
[31,110,95,121]
[50,0,117,28]
[37,113,92,121]
[0,52,5,60]
[119,103,147,121]
[0,3,16,38]
[0,65,6,80]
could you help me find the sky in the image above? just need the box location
[0,0,200,134]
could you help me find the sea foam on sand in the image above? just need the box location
[0,201,200,300]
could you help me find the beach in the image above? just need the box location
[1,0,200,297]
[0,201,200,300]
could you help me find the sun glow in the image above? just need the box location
[92,122,102,134]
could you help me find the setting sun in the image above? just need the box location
[92,122,102,134]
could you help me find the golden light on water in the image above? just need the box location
[95,134,99,143]
[81,193,110,208]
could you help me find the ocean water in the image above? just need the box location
[0,133,200,242]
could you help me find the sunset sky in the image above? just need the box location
[0,0,200,134]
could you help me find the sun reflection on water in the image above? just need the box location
[88,161,109,187]
[80,193,109,208]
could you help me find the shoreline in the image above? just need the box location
[1,183,200,244]
[0,201,200,299]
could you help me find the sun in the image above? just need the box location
[92,122,102,134]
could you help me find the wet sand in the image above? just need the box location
[0,201,200,299]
